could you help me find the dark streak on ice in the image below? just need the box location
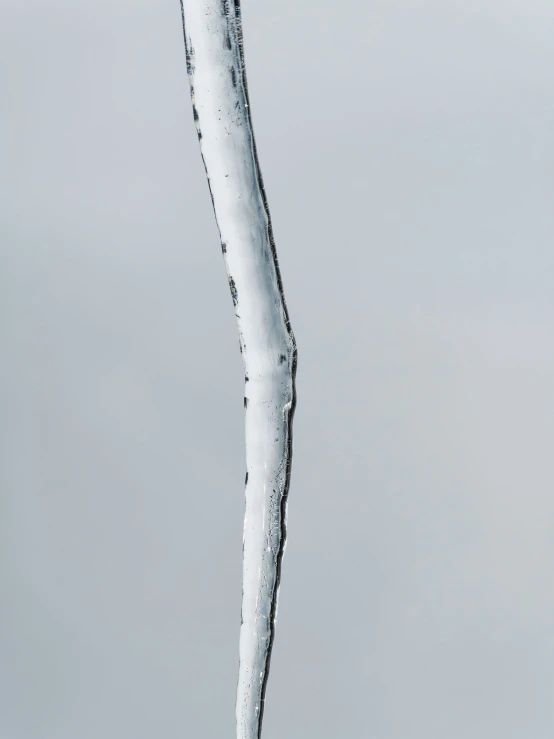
[229,276,238,306]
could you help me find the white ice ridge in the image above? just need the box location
[179,2,297,738]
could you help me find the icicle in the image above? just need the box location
[179,3,297,737]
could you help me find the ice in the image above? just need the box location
[179,2,297,737]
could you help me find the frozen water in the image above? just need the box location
[179,2,297,737]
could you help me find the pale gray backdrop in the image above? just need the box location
[1,1,554,737]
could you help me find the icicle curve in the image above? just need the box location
[179,2,297,738]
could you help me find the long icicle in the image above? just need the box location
[179,2,297,737]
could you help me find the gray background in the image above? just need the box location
[1,1,554,737]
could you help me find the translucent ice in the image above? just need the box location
[179,2,297,737]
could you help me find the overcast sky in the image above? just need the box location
[1,1,554,737]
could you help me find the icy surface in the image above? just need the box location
[179,2,297,737]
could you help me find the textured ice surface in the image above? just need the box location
[179,2,297,737]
